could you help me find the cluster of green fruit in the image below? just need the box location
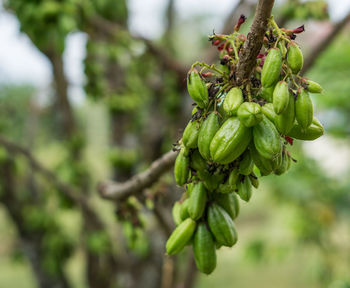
[166,16,324,274]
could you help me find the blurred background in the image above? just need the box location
[0,0,349,287]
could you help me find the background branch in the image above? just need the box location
[301,12,350,75]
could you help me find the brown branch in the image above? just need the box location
[98,150,178,201]
[236,0,275,85]
[301,12,350,75]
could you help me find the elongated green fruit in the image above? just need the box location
[223,87,244,116]
[237,102,263,127]
[217,182,235,194]
[193,223,217,274]
[203,170,225,192]
[273,81,289,115]
[166,218,196,255]
[261,103,277,123]
[174,149,190,186]
[239,150,254,175]
[187,69,209,108]
[207,204,238,247]
[277,40,287,58]
[275,92,295,134]
[274,152,291,175]
[259,85,275,103]
[215,193,240,219]
[188,182,207,220]
[198,113,220,160]
[249,174,259,189]
[228,168,239,186]
[172,202,183,226]
[287,117,324,140]
[253,116,282,160]
[259,86,274,102]
[182,120,200,148]
[210,117,252,164]
[237,177,252,202]
[295,89,313,130]
[287,42,303,74]
[190,150,207,174]
[180,199,190,221]
[261,48,282,87]
[306,79,323,93]
[250,144,273,176]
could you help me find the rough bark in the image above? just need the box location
[236,0,275,85]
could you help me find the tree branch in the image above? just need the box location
[98,150,178,201]
[0,136,102,222]
[301,11,350,75]
[236,0,275,85]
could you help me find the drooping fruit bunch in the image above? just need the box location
[167,15,324,274]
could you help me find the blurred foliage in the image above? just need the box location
[281,0,329,20]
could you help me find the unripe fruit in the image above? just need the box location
[287,117,324,140]
[237,177,252,202]
[277,40,287,58]
[253,116,282,160]
[207,204,238,247]
[172,201,183,226]
[259,86,274,102]
[182,120,200,148]
[215,192,240,219]
[210,117,252,164]
[193,223,217,274]
[188,182,207,220]
[166,218,196,255]
[306,79,323,94]
[261,48,282,87]
[228,168,240,186]
[287,42,303,74]
[250,144,273,176]
[239,150,254,175]
[249,174,259,189]
[180,199,190,221]
[273,81,290,115]
[223,87,244,116]
[187,69,209,108]
[174,148,190,186]
[237,102,263,127]
[198,113,220,160]
[261,103,277,122]
[275,92,295,135]
[274,152,291,175]
[295,89,313,130]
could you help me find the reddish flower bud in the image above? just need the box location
[201,72,213,77]
[212,39,221,46]
[293,25,305,34]
[285,136,294,145]
[217,43,225,51]
[234,14,246,31]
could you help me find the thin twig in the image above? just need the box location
[98,150,178,201]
